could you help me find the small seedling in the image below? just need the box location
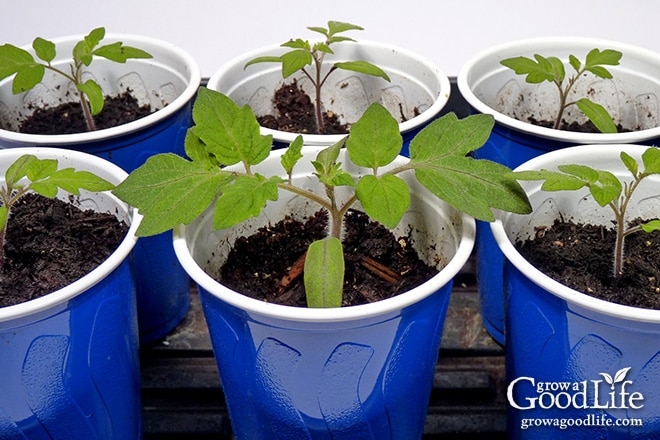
[244,20,391,134]
[0,27,152,131]
[113,87,532,308]
[500,48,622,133]
[0,154,115,265]
[513,147,660,277]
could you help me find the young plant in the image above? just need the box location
[0,154,115,264]
[113,87,532,308]
[0,27,152,132]
[513,147,660,277]
[244,20,391,134]
[500,48,622,133]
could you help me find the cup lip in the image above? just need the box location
[173,147,475,323]
[207,39,451,146]
[0,147,141,323]
[457,36,660,144]
[490,143,660,323]
[0,32,202,145]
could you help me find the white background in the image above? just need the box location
[1,0,656,79]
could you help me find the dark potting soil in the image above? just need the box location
[218,209,439,307]
[527,117,631,134]
[515,219,660,310]
[0,193,129,307]
[257,79,349,135]
[16,92,153,135]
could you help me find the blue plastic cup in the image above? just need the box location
[0,148,141,439]
[458,37,660,345]
[173,148,475,439]
[492,145,660,438]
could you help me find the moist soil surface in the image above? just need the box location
[0,193,129,307]
[257,79,349,135]
[516,219,660,309]
[16,92,152,135]
[218,209,439,307]
[527,117,631,133]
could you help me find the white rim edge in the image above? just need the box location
[208,40,451,145]
[0,33,202,145]
[457,36,660,143]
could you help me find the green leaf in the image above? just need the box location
[542,175,588,192]
[326,36,356,45]
[326,21,364,37]
[346,103,401,169]
[641,219,660,233]
[518,166,621,207]
[307,26,329,37]
[415,158,531,222]
[314,137,344,175]
[569,54,581,72]
[558,164,599,182]
[281,38,310,50]
[5,154,37,187]
[304,237,344,308]
[213,174,282,230]
[0,44,44,94]
[406,112,531,221]
[93,42,152,63]
[642,147,660,174]
[500,55,555,84]
[28,181,58,198]
[113,153,233,236]
[77,79,104,115]
[40,168,115,195]
[32,37,56,63]
[545,56,566,83]
[513,170,588,191]
[281,135,304,178]
[191,87,272,167]
[244,55,283,69]
[73,27,106,66]
[575,98,617,133]
[26,158,57,181]
[356,174,409,228]
[184,131,219,170]
[620,151,639,176]
[312,42,334,54]
[333,60,390,82]
[584,48,622,75]
[409,112,494,160]
[280,49,312,78]
[589,170,622,206]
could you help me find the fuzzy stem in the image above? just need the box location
[610,176,645,277]
[74,62,97,132]
[277,182,334,213]
[79,95,97,132]
[45,63,97,131]
[553,71,582,130]
[0,187,24,268]
[613,212,626,277]
[312,54,326,134]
